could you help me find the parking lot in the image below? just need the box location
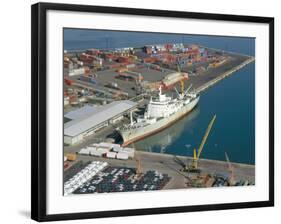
[64,160,91,182]
[73,166,170,194]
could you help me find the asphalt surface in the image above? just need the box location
[67,151,255,190]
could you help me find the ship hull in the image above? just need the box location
[119,96,199,146]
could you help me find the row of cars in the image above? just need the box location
[73,167,171,194]
[64,161,108,195]
[212,174,254,187]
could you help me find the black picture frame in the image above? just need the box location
[31,2,274,222]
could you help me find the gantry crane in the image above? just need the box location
[225,152,235,186]
[186,114,216,172]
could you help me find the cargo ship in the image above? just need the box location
[117,86,199,146]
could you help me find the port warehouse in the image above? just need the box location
[64,100,137,145]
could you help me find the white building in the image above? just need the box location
[64,100,137,145]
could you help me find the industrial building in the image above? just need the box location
[64,100,137,145]
[64,105,98,120]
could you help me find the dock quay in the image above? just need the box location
[64,150,255,194]
[195,56,255,94]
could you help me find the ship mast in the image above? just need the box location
[159,85,162,96]
[130,111,133,125]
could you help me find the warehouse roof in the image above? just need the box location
[64,100,137,137]
[64,105,98,120]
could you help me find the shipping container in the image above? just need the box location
[113,145,122,152]
[106,63,122,69]
[106,151,117,159]
[64,96,70,106]
[116,67,128,73]
[126,63,136,69]
[69,68,85,76]
[143,57,157,63]
[90,149,104,157]
[87,146,97,151]
[78,148,90,155]
[96,147,111,154]
[64,78,73,86]
[79,75,97,84]
[116,152,129,160]
[116,56,130,63]
[99,142,115,149]
[120,147,135,158]
[66,153,77,161]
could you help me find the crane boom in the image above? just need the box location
[225,152,232,170]
[225,152,235,185]
[188,114,216,172]
[180,80,184,93]
[196,115,216,160]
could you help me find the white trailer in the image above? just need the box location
[106,151,117,159]
[78,148,90,155]
[116,152,129,160]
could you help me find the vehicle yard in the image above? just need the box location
[73,167,170,194]
[63,42,255,195]
[64,151,255,195]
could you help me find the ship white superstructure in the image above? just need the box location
[117,86,199,146]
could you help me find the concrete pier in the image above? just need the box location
[195,56,255,94]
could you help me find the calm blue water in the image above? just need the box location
[64,29,255,164]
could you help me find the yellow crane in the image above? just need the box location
[225,152,235,185]
[187,114,216,172]
[177,64,185,93]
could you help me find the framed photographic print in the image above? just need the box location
[31,2,274,222]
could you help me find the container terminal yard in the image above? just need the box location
[63,42,255,195]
